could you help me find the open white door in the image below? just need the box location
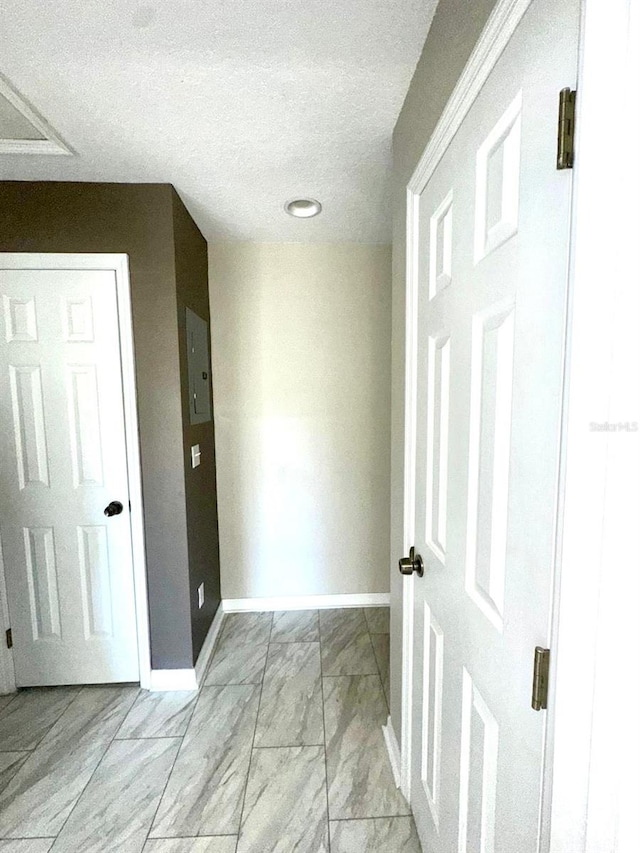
[0,266,140,686]
[402,0,579,849]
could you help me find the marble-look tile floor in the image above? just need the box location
[0,608,421,852]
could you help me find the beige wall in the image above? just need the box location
[389,0,499,739]
[209,242,392,600]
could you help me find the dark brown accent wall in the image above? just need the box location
[0,181,220,669]
[171,189,221,661]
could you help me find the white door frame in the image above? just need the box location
[397,0,638,850]
[0,253,152,693]
[545,1,639,851]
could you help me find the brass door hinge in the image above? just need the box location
[557,88,576,169]
[5,628,12,649]
[531,646,550,711]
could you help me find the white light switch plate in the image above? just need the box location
[198,583,205,609]
[191,444,201,468]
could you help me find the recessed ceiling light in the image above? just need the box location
[284,198,322,218]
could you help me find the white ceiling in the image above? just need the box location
[0,0,437,243]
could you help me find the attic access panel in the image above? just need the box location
[186,307,212,425]
[0,74,72,155]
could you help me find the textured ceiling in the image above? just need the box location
[0,0,437,243]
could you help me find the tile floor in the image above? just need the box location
[0,607,421,852]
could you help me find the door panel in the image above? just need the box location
[408,0,580,850]
[0,268,139,686]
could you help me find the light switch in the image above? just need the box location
[191,444,201,468]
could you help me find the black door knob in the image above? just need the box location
[104,501,124,517]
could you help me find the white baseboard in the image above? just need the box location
[222,593,390,612]
[135,592,393,690]
[149,604,225,692]
[148,667,198,692]
[383,716,402,790]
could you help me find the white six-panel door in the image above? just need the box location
[0,268,139,686]
[407,0,580,850]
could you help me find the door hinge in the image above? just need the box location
[531,646,550,711]
[5,628,12,649]
[557,87,576,169]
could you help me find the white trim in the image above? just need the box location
[400,0,536,805]
[383,716,402,790]
[0,74,73,157]
[149,605,224,693]
[0,253,150,690]
[0,140,72,156]
[545,2,640,851]
[111,254,151,690]
[194,604,225,686]
[400,185,419,800]
[399,577,414,800]
[222,593,390,613]
[408,0,533,195]
[148,668,198,692]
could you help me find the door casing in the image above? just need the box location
[546,1,640,850]
[0,253,151,692]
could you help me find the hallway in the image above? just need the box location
[0,607,421,852]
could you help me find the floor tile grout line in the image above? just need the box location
[320,607,381,680]
[205,610,227,678]
[321,673,383,679]
[251,741,324,750]
[2,609,392,850]
[200,609,229,686]
[49,686,141,843]
[270,609,322,645]
[142,730,187,846]
[0,836,57,840]
[234,610,273,852]
[147,833,238,839]
[257,617,323,750]
[0,692,18,718]
[317,608,333,853]
[12,688,81,754]
[114,686,198,741]
[113,698,131,741]
[329,813,414,823]
[321,608,405,830]
[367,620,390,715]
[205,613,273,689]
[113,734,191,742]
[142,675,218,845]
[267,610,275,645]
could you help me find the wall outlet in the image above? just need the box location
[191,444,201,468]
[198,582,205,609]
